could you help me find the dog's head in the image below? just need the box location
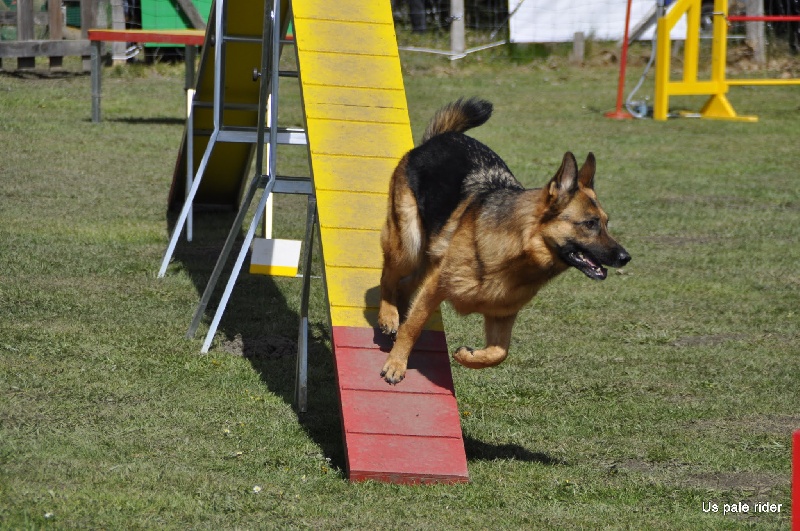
[539,152,631,280]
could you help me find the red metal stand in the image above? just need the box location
[727,15,800,22]
[793,430,799,530]
[605,0,634,120]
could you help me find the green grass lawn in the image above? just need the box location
[0,44,798,529]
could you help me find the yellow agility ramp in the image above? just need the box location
[293,0,468,483]
[168,0,292,209]
[165,0,469,483]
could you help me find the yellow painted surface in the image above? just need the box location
[699,94,758,122]
[302,85,408,112]
[311,154,400,194]
[320,228,384,269]
[293,0,392,24]
[293,0,444,330]
[306,119,412,158]
[727,78,800,86]
[294,18,398,56]
[304,100,410,125]
[666,81,725,97]
[331,307,445,332]
[298,53,406,91]
[249,264,299,277]
[326,267,382,308]
[315,190,386,231]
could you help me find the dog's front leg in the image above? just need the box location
[381,270,443,384]
[378,264,404,338]
[453,313,517,368]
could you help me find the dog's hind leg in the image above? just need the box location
[453,313,517,369]
[381,269,443,384]
[378,185,424,337]
[395,268,425,322]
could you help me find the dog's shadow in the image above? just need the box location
[464,437,565,464]
[362,286,560,467]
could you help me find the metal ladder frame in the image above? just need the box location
[157,0,316,412]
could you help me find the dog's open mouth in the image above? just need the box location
[567,251,608,280]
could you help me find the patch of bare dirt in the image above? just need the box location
[685,471,785,495]
[218,333,296,358]
[670,334,748,348]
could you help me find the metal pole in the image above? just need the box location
[199,175,277,353]
[450,0,465,57]
[91,41,102,123]
[158,130,218,277]
[186,171,268,338]
[604,0,634,120]
[295,196,317,413]
[213,0,225,130]
[195,0,283,351]
[185,45,196,242]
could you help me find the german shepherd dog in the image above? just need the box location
[378,98,631,384]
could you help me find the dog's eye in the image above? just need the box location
[583,219,599,230]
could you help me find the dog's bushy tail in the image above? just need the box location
[421,98,493,144]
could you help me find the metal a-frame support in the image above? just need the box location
[157,0,316,412]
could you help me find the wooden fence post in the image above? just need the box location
[48,0,64,69]
[745,0,766,66]
[81,0,99,71]
[16,0,35,69]
[572,31,585,64]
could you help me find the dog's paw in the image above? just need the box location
[380,357,406,385]
[378,323,398,340]
[452,346,475,366]
[453,346,508,368]
[378,306,399,338]
[453,347,475,365]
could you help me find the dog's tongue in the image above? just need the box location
[574,252,607,280]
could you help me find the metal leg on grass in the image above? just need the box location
[157,129,219,278]
[186,173,270,339]
[198,176,277,353]
[295,196,317,413]
[91,41,102,123]
[185,44,196,242]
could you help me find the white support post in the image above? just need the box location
[450,0,465,58]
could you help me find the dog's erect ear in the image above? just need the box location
[548,152,579,204]
[578,152,596,189]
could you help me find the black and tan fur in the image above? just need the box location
[378,98,631,385]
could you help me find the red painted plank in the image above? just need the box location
[88,29,205,46]
[330,326,468,483]
[794,430,799,531]
[347,433,469,484]
[334,347,455,395]
[340,389,462,438]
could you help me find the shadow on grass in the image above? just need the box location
[166,209,558,475]
[166,208,346,472]
[108,116,186,126]
[0,69,89,80]
[464,436,565,465]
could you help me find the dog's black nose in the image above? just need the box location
[617,249,631,267]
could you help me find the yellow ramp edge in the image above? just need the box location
[293,0,443,330]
